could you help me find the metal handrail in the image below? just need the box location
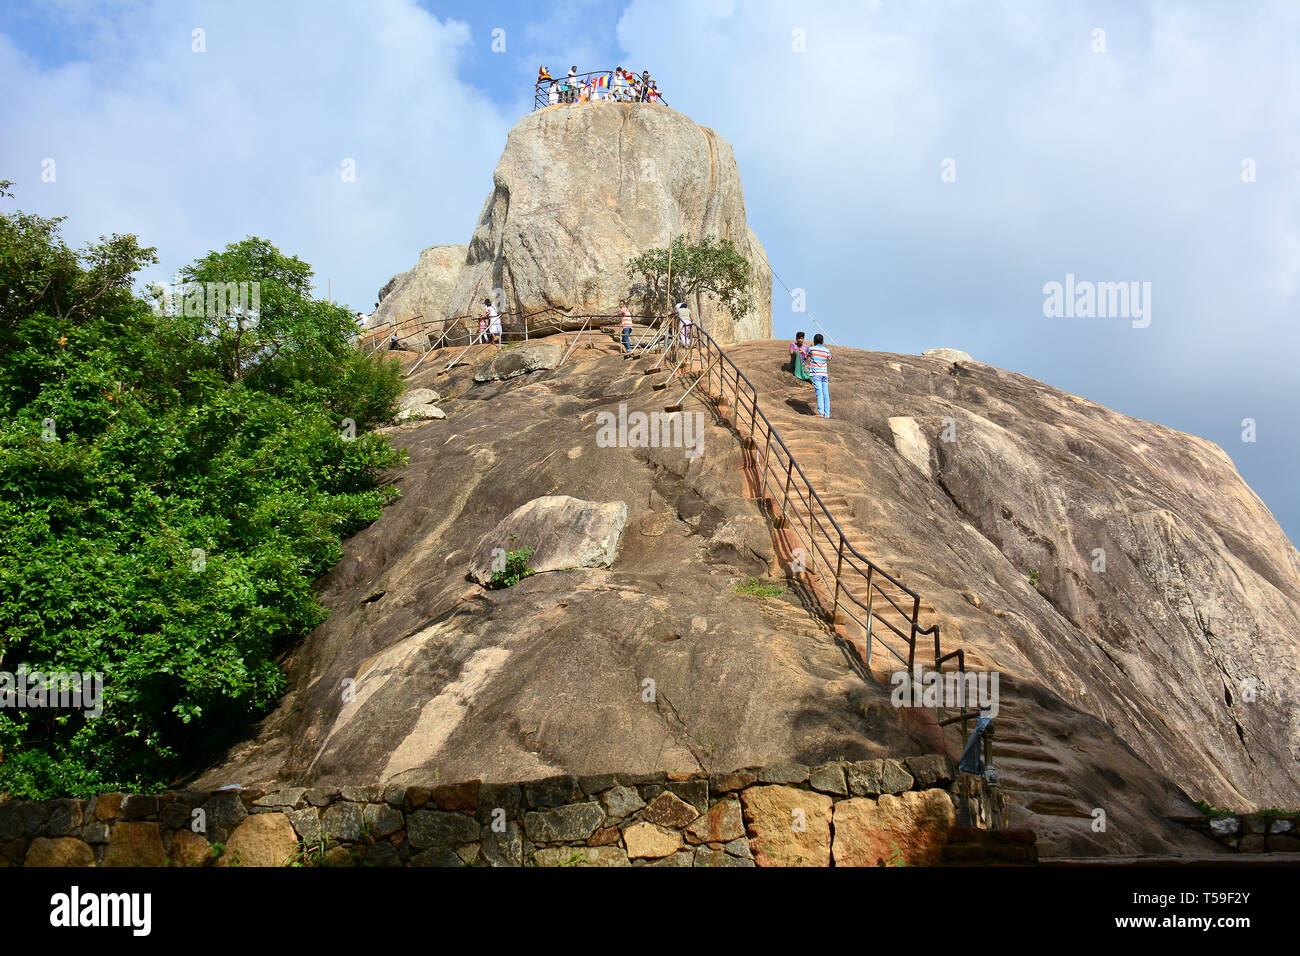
[669,318,980,747]
[405,316,467,376]
[363,305,663,349]
[557,316,595,367]
[626,316,667,355]
[356,305,668,375]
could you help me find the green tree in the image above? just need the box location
[626,234,755,322]
[0,183,407,798]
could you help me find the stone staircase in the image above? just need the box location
[984,683,1103,855]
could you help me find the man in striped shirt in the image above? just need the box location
[619,300,633,352]
[807,334,831,418]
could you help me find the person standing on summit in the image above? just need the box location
[806,333,831,418]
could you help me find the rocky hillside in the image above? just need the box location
[372,103,773,344]
[726,343,1300,854]
[199,336,928,794]
[196,335,1299,858]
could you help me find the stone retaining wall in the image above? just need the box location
[1179,812,1300,854]
[0,755,1032,867]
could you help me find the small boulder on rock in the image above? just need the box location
[394,403,446,423]
[399,388,441,409]
[921,347,973,365]
[473,340,566,382]
[468,495,628,586]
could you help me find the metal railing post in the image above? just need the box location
[864,567,875,664]
[808,490,814,562]
[830,534,846,624]
[907,595,921,671]
[781,459,794,517]
[558,317,592,367]
[706,341,716,399]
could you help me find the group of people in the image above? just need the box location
[363,296,694,356]
[790,331,832,418]
[537,65,665,106]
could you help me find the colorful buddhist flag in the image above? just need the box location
[593,72,611,88]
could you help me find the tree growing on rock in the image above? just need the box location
[626,234,755,325]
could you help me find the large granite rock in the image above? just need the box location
[24,837,94,867]
[522,802,605,842]
[446,103,772,345]
[217,813,300,867]
[622,821,682,859]
[684,796,745,844]
[103,821,167,867]
[192,339,1297,859]
[722,341,1300,855]
[373,244,468,332]
[472,341,566,382]
[194,347,921,794]
[921,348,974,364]
[740,784,832,867]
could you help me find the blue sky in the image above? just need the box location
[1,0,1297,542]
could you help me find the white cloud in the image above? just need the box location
[610,0,1299,535]
[0,0,512,308]
[614,0,1299,358]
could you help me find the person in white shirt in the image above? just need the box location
[676,301,693,347]
[483,298,502,344]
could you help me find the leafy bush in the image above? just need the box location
[490,546,536,589]
[0,183,407,797]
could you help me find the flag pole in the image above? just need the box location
[666,231,673,355]
[666,232,672,316]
